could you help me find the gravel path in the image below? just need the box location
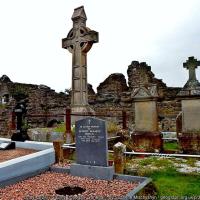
[0,148,38,163]
[0,172,138,200]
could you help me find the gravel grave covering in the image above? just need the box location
[0,148,38,163]
[0,172,138,200]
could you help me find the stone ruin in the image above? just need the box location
[0,59,182,136]
[0,75,70,136]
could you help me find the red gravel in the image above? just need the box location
[0,148,38,163]
[0,172,138,200]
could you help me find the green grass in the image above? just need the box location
[163,141,179,151]
[53,123,65,133]
[149,168,200,197]
[125,157,200,198]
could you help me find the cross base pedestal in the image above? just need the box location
[71,106,95,124]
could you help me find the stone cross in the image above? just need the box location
[183,56,200,88]
[62,6,98,112]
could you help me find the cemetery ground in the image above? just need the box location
[0,133,200,199]
[24,125,200,198]
[125,156,200,197]
[0,148,37,162]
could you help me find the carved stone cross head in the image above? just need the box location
[183,56,200,88]
[183,56,200,70]
[62,6,98,54]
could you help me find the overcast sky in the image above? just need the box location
[0,0,200,92]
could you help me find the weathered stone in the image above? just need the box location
[177,57,200,154]
[182,99,200,132]
[134,101,158,132]
[113,142,126,174]
[0,57,187,136]
[0,75,11,83]
[127,61,166,90]
[97,73,128,96]
[62,6,98,115]
[131,131,163,152]
[131,77,162,151]
[53,140,64,163]
[88,83,96,104]
[0,75,70,136]
[183,56,200,89]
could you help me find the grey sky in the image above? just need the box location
[0,0,200,92]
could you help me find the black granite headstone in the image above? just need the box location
[75,117,108,167]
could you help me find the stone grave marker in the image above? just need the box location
[62,6,98,116]
[177,56,200,153]
[75,117,108,166]
[70,117,114,180]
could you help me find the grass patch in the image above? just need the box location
[149,168,200,197]
[125,157,200,197]
[53,123,65,133]
[163,141,179,151]
[185,158,197,167]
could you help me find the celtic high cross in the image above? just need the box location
[62,6,98,112]
[183,56,200,88]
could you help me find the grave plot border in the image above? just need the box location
[0,138,55,187]
[50,165,152,199]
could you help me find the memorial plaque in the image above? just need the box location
[75,117,108,167]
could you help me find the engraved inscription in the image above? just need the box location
[75,117,108,167]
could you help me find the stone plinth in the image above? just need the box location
[131,84,162,152]
[71,106,95,124]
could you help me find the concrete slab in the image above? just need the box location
[70,163,114,180]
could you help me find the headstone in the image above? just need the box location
[70,117,114,180]
[11,100,30,142]
[62,6,98,116]
[177,57,200,154]
[75,117,108,166]
[131,84,163,152]
[0,142,15,150]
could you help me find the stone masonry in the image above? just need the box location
[0,75,70,136]
[0,59,183,136]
